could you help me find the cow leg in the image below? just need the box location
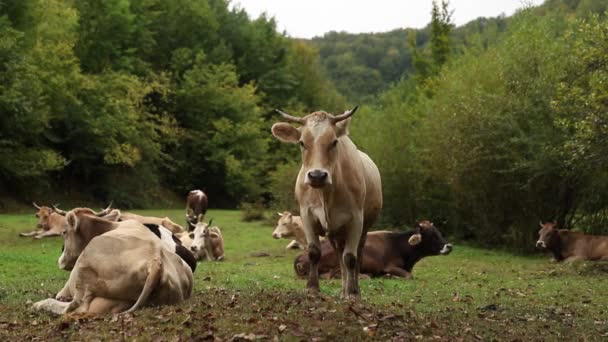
[286,240,300,249]
[343,215,363,301]
[383,266,413,279]
[20,230,42,237]
[34,230,61,239]
[55,281,73,302]
[32,298,71,315]
[564,256,584,263]
[88,297,133,314]
[301,212,321,292]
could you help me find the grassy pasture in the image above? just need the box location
[0,209,607,341]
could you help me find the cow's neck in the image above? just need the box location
[81,216,117,245]
[550,231,568,261]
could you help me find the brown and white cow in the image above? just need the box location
[271,107,382,300]
[536,222,608,262]
[273,211,306,249]
[33,209,194,316]
[190,219,224,261]
[19,203,67,239]
[186,190,208,231]
[294,222,452,279]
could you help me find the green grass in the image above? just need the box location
[1,209,608,340]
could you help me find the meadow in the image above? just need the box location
[0,209,607,341]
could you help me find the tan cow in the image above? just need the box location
[33,209,194,316]
[19,203,67,239]
[190,218,224,261]
[536,222,608,262]
[271,107,382,300]
[119,212,185,234]
[273,211,306,249]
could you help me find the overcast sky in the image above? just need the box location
[231,0,543,39]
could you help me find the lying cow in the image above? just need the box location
[190,219,224,261]
[294,221,452,279]
[536,222,608,262]
[33,209,194,315]
[273,211,306,249]
[20,203,67,239]
[119,212,185,234]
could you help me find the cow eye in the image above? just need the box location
[331,140,338,148]
[299,141,305,149]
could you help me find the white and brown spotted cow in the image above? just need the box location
[190,219,224,261]
[33,209,194,316]
[272,107,383,300]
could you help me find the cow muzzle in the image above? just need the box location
[440,243,453,255]
[306,169,330,188]
[536,240,546,249]
[272,232,281,239]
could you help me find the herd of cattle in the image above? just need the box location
[16,108,608,317]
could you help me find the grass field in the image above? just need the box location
[1,209,607,341]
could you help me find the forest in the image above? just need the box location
[1,0,608,251]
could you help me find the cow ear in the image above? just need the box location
[335,117,352,137]
[66,212,78,231]
[408,233,422,246]
[271,123,301,143]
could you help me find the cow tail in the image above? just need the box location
[124,258,162,313]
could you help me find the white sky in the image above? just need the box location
[231,0,544,39]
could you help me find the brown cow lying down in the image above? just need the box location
[536,222,608,262]
[32,209,194,316]
[119,212,185,234]
[273,211,306,249]
[294,221,452,279]
[20,203,67,239]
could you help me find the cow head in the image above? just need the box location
[536,221,558,249]
[408,220,452,255]
[273,211,295,239]
[271,107,358,188]
[33,202,57,230]
[58,208,121,271]
[190,218,214,258]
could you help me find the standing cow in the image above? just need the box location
[271,106,382,300]
[186,190,208,231]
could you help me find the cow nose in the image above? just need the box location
[190,246,198,252]
[272,233,280,239]
[536,241,545,249]
[440,243,453,255]
[307,170,328,184]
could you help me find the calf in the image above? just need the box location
[273,211,306,249]
[536,222,608,262]
[33,209,194,316]
[20,203,67,239]
[190,220,224,261]
[294,221,452,279]
[186,190,208,231]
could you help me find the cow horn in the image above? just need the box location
[539,221,544,227]
[96,201,113,216]
[330,105,358,123]
[275,109,305,124]
[32,202,41,209]
[51,204,67,216]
